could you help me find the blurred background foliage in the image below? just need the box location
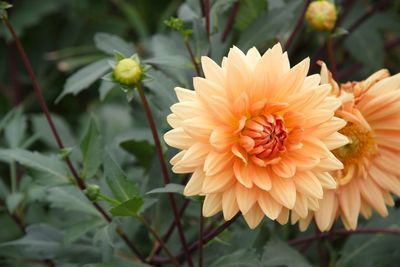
[0,0,400,266]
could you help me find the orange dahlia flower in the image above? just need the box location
[164,44,347,229]
[297,63,400,231]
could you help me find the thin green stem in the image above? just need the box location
[136,83,194,267]
[10,160,17,193]
[138,216,181,267]
[98,194,120,206]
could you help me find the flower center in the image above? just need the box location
[332,122,376,184]
[239,114,288,166]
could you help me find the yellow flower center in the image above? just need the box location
[239,114,288,166]
[333,123,376,184]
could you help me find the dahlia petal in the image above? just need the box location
[231,143,248,164]
[164,128,193,149]
[301,74,321,90]
[322,132,349,150]
[233,160,253,188]
[369,165,400,197]
[178,143,209,169]
[194,77,225,99]
[203,170,234,193]
[288,151,320,170]
[258,192,282,220]
[299,213,313,232]
[274,58,309,100]
[184,168,206,196]
[170,101,201,120]
[375,151,400,176]
[304,109,334,128]
[203,193,222,217]
[311,117,346,138]
[276,208,289,225]
[338,181,361,230]
[208,96,236,124]
[315,172,336,189]
[293,193,308,218]
[226,48,251,101]
[315,156,343,171]
[246,47,261,66]
[358,178,388,217]
[222,186,240,220]
[252,165,272,191]
[243,204,264,229]
[314,190,337,231]
[209,126,237,152]
[306,196,320,211]
[175,87,196,102]
[236,183,259,214]
[293,171,323,199]
[271,158,296,178]
[204,151,234,176]
[270,177,296,209]
[182,116,215,142]
[166,114,182,128]
[201,56,226,86]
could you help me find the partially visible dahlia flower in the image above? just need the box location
[297,63,400,231]
[164,44,347,229]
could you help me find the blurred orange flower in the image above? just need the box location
[297,63,400,231]
[164,44,347,229]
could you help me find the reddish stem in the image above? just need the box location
[284,0,311,51]
[2,17,146,263]
[203,0,210,39]
[326,37,337,79]
[221,1,240,42]
[184,40,202,76]
[136,83,194,267]
[198,205,204,267]
[152,214,239,264]
[288,227,400,246]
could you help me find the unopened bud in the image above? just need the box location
[85,184,100,201]
[113,58,142,86]
[305,1,337,32]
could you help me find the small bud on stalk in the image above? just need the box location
[113,58,143,86]
[305,0,337,31]
[85,184,101,201]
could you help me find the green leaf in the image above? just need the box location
[262,239,312,267]
[47,186,102,218]
[56,58,111,103]
[2,0,62,39]
[6,193,24,213]
[234,0,267,31]
[335,209,400,267]
[80,117,102,179]
[103,151,140,202]
[110,197,143,217]
[84,260,150,267]
[31,113,76,148]
[210,249,261,267]
[117,128,154,169]
[0,149,69,184]
[143,55,192,69]
[99,80,115,101]
[63,218,105,244]
[4,107,27,148]
[1,224,63,259]
[111,0,149,40]
[146,183,184,195]
[94,32,135,56]
[238,1,301,50]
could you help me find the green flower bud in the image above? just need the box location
[85,184,100,201]
[113,58,142,86]
[305,1,337,32]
